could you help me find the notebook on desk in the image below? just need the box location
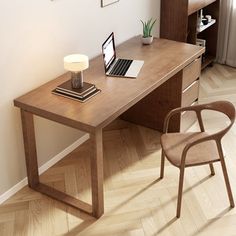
[102,32,144,78]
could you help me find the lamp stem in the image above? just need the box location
[71,71,83,88]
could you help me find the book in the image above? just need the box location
[56,80,95,96]
[52,88,101,102]
[56,86,97,98]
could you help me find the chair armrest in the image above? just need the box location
[163,105,199,133]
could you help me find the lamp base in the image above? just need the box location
[71,71,83,88]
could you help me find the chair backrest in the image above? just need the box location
[200,101,235,138]
[202,101,235,123]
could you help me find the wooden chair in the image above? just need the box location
[160,101,235,218]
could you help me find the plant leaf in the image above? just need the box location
[141,18,157,37]
[148,19,156,36]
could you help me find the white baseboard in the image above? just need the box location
[0,133,89,205]
[0,178,28,205]
[38,133,89,175]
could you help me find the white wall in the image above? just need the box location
[0,0,160,196]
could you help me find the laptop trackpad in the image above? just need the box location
[125,60,144,78]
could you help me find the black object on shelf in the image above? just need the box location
[202,18,208,25]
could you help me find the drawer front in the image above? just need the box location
[181,101,198,131]
[182,80,199,107]
[182,57,201,90]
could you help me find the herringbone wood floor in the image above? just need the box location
[1,64,236,236]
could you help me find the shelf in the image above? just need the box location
[188,0,217,15]
[160,0,219,71]
[201,54,215,69]
[197,19,216,33]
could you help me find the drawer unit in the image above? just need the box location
[182,57,201,90]
[182,80,199,107]
[180,58,201,131]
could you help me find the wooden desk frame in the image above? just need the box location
[15,37,204,218]
[20,110,104,217]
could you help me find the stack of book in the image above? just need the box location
[52,80,101,102]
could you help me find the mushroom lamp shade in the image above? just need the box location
[64,54,89,88]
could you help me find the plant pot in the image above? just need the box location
[142,36,153,45]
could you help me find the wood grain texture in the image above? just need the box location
[188,0,217,15]
[161,0,220,70]
[14,37,204,132]
[180,102,198,131]
[20,110,39,188]
[161,101,235,217]
[160,0,189,42]
[3,68,236,235]
[2,64,235,235]
[90,129,104,218]
[182,57,201,90]
[20,110,94,216]
[187,12,198,44]
[181,80,199,107]
[200,64,236,102]
[34,183,92,214]
[14,36,204,220]
[122,71,183,132]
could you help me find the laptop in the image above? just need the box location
[102,32,144,78]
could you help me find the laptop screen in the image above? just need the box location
[102,32,116,72]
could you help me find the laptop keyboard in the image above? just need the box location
[110,59,133,76]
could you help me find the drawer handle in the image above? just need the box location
[182,80,198,93]
[182,100,198,115]
[185,57,200,68]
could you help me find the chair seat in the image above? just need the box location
[161,132,220,167]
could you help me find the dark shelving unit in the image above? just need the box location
[160,0,220,70]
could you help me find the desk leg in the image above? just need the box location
[90,128,104,218]
[20,110,101,217]
[21,110,39,188]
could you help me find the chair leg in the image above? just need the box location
[160,150,165,179]
[209,163,215,176]
[217,143,235,208]
[176,168,185,218]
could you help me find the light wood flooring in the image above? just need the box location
[1,64,236,236]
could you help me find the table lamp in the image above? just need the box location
[64,54,89,88]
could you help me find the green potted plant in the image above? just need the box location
[141,18,156,45]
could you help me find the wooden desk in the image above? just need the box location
[14,37,204,218]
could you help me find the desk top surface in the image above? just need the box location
[14,36,204,132]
